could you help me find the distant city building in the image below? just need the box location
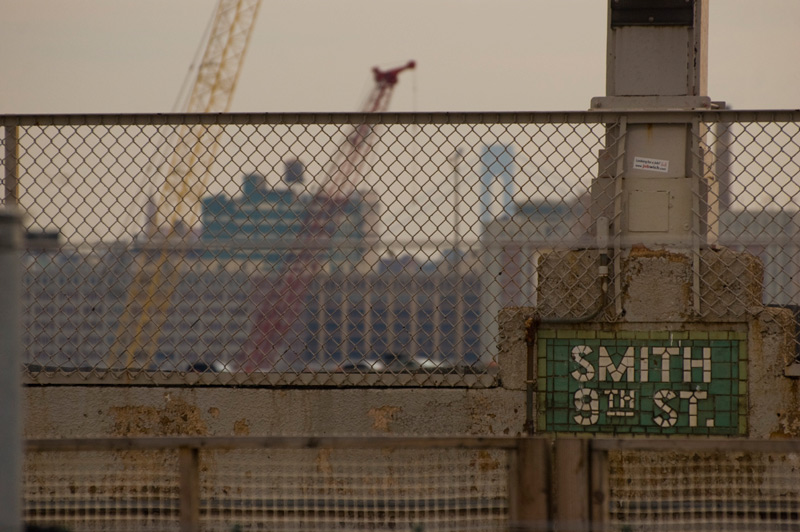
[199,162,376,270]
[200,172,307,263]
[21,203,800,373]
[479,144,517,223]
[22,247,483,371]
[720,209,800,306]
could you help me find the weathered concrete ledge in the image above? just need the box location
[23,385,528,439]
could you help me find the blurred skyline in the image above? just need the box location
[1,0,799,115]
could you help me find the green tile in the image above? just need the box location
[712,363,732,380]
[538,329,556,339]
[689,331,710,340]
[715,395,732,411]
[557,330,580,339]
[709,331,729,340]
[597,330,616,339]
[538,350,548,366]
[670,331,690,340]
[650,331,670,340]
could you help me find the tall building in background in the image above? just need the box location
[479,144,517,223]
[200,171,306,264]
[200,159,376,272]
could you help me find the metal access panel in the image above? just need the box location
[611,26,694,96]
[626,177,693,241]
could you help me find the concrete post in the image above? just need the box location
[0,208,23,531]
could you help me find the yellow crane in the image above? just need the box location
[112,0,262,370]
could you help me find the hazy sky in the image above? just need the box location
[1,1,799,114]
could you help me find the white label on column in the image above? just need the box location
[633,156,669,173]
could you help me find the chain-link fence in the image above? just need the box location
[23,436,800,532]
[3,110,800,385]
[599,439,800,532]
[24,436,516,532]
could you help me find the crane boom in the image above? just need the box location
[324,60,415,199]
[243,61,415,372]
[112,0,262,369]
[185,0,262,113]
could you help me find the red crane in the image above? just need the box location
[242,61,415,372]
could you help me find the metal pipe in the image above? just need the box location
[4,125,19,206]
[524,217,612,433]
[0,208,23,531]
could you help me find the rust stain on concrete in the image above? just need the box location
[316,448,333,475]
[368,406,402,432]
[469,395,497,435]
[208,407,220,419]
[774,384,800,438]
[471,450,501,472]
[233,418,251,435]
[108,397,208,436]
[627,244,689,263]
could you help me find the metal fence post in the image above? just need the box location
[4,125,19,205]
[179,446,201,532]
[508,437,551,531]
[590,442,609,529]
[553,438,590,532]
[0,208,23,531]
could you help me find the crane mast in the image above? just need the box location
[112,0,262,369]
[243,61,415,372]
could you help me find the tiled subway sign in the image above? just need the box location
[538,330,747,435]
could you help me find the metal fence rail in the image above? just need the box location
[3,110,800,385]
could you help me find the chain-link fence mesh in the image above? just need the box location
[24,438,512,532]
[607,448,800,531]
[3,110,800,385]
[202,447,508,532]
[3,113,604,385]
[701,115,800,314]
[24,448,181,531]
